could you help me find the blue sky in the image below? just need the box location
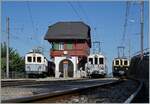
[1,1,149,73]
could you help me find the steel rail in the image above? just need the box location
[1,78,117,87]
[124,78,143,103]
[1,78,85,87]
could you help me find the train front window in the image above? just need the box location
[124,60,128,65]
[95,57,98,64]
[89,58,93,64]
[37,57,41,63]
[99,58,104,64]
[33,57,36,62]
[115,60,119,65]
[27,57,32,62]
[120,60,122,65]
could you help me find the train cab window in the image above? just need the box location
[115,60,119,65]
[33,57,36,62]
[99,58,104,64]
[95,57,98,64]
[37,57,41,63]
[89,58,93,64]
[27,57,32,62]
[124,60,128,65]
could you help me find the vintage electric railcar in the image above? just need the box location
[112,57,130,77]
[25,51,55,77]
[85,53,107,78]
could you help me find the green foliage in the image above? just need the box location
[1,42,25,72]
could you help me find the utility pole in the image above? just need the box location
[6,17,10,79]
[140,1,144,60]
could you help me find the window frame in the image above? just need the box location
[115,60,120,66]
[124,60,128,66]
[99,58,104,65]
[89,58,93,64]
[66,42,73,50]
[59,42,64,50]
[33,56,36,62]
[95,57,98,65]
[27,56,32,62]
[37,57,42,63]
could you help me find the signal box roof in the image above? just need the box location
[44,22,91,46]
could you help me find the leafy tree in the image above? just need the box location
[1,42,25,72]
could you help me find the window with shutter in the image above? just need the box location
[53,42,64,50]
[66,42,73,49]
[53,42,59,50]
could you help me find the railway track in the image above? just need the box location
[2,78,143,103]
[1,80,36,87]
[1,78,88,87]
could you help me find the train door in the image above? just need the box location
[59,59,74,78]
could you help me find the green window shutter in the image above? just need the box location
[53,43,59,50]
[67,42,73,49]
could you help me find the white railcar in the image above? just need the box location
[85,53,107,78]
[25,52,48,76]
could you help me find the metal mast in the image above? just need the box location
[117,46,125,58]
[140,1,144,60]
[6,17,10,79]
[122,1,130,46]
[92,41,102,54]
[128,39,131,59]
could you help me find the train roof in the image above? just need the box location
[26,52,43,56]
[114,57,129,60]
[88,53,105,58]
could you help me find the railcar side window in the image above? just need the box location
[89,58,93,64]
[33,57,36,62]
[95,57,98,64]
[115,60,119,65]
[99,58,104,64]
[27,57,32,62]
[37,57,41,63]
[124,60,128,65]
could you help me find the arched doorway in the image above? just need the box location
[59,59,74,78]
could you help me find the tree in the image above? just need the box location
[1,42,25,72]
